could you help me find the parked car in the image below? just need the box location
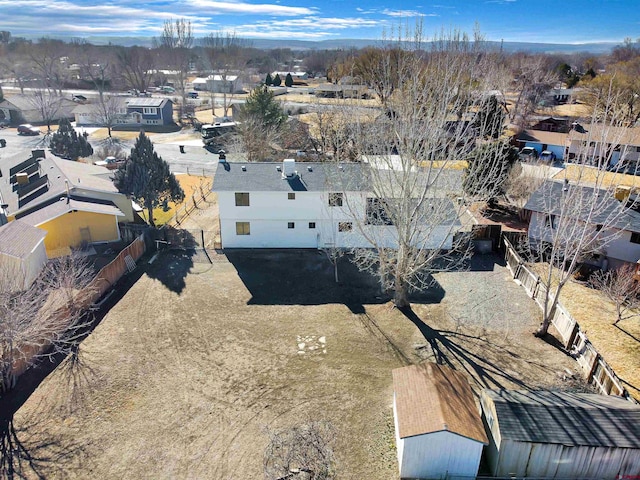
[187,91,198,99]
[161,86,176,94]
[539,150,556,163]
[518,146,538,162]
[17,124,41,136]
[94,156,125,170]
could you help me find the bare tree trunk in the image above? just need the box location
[394,277,410,308]
[147,204,155,227]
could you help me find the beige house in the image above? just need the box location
[0,220,48,291]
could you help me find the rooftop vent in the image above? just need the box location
[276,166,282,172]
[307,166,313,172]
[282,159,296,178]
[15,172,28,185]
[241,165,247,172]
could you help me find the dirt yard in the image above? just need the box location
[11,242,588,479]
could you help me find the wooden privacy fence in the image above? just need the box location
[168,177,213,226]
[9,235,146,384]
[503,237,628,399]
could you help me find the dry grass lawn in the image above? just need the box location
[556,280,640,400]
[12,250,584,479]
[141,175,211,226]
[554,164,640,188]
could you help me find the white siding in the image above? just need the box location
[400,431,484,479]
[218,191,455,249]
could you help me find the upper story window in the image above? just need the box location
[235,192,250,206]
[288,193,296,200]
[544,214,557,229]
[631,232,640,244]
[328,193,343,207]
[143,107,157,115]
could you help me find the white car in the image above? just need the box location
[94,156,124,169]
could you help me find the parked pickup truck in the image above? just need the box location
[94,156,126,170]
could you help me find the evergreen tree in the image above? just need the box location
[113,131,184,227]
[241,85,287,130]
[49,118,94,160]
[472,95,506,139]
[463,140,518,202]
[273,74,282,87]
[284,73,293,87]
[265,73,273,86]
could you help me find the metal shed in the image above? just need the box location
[392,363,488,479]
[481,389,640,479]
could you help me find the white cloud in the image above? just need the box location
[184,0,316,16]
[381,9,438,18]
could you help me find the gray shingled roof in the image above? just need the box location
[18,197,124,226]
[485,389,640,449]
[0,220,47,259]
[212,161,370,192]
[524,180,640,233]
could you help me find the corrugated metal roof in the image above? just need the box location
[485,389,640,448]
[0,220,47,259]
[18,197,123,226]
[393,363,488,443]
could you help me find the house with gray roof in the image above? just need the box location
[125,97,174,126]
[212,158,462,249]
[524,180,640,268]
[481,389,640,479]
[0,94,76,125]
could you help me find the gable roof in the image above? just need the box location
[524,180,640,233]
[18,197,123,226]
[0,94,77,113]
[568,124,640,147]
[0,220,47,259]
[484,389,640,448]
[392,363,488,443]
[212,161,370,192]
[516,129,568,147]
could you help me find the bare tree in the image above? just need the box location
[508,54,558,127]
[203,32,250,117]
[158,18,193,112]
[524,99,640,336]
[327,28,510,308]
[505,164,544,209]
[116,46,154,93]
[264,421,336,480]
[91,95,125,137]
[29,89,63,133]
[590,264,640,325]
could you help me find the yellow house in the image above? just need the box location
[18,198,124,258]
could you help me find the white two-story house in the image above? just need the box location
[524,180,640,269]
[212,159,461,250]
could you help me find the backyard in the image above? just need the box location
[11,246,588,479]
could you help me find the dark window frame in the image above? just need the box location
[288,222,295,229]
[328,193,343,207]
[236,221,250,235]
[338,221,353,232]
[235,192,250,206]
[309,222,316,229]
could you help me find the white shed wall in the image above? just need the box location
[399,431,484,479]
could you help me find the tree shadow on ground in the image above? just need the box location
[399,305,561,390]
[225,249,445,314]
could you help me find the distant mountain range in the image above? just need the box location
[21,34,620,54]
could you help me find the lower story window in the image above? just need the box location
[309,222,316,229]
[288,222,295,229]
[338,222,352,232]
[236,222,250,235]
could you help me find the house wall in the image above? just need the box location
[23,240,48,289]
[218,191,455,249]
[528,212,640,265]
[524,142,565,160]
[72,187,134,223]
[38,210,119,254]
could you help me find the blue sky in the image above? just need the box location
[0,0,638,43]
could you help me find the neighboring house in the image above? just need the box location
[392,363,488,480]
[72,98,128,126]
[273,71,308,81]
[524,180,640,268]
[124,98,174,126]
[481,389,640,479]
[541,88,575,106]
[192,75,243,94]
[530,116,571,133]
[514,129,568,160]
[0,94,76,125]
[212,158,461,249]
[567,123,640,168]
[314,83,369,99]
[0,149,133,257]
[0,219,48,291]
